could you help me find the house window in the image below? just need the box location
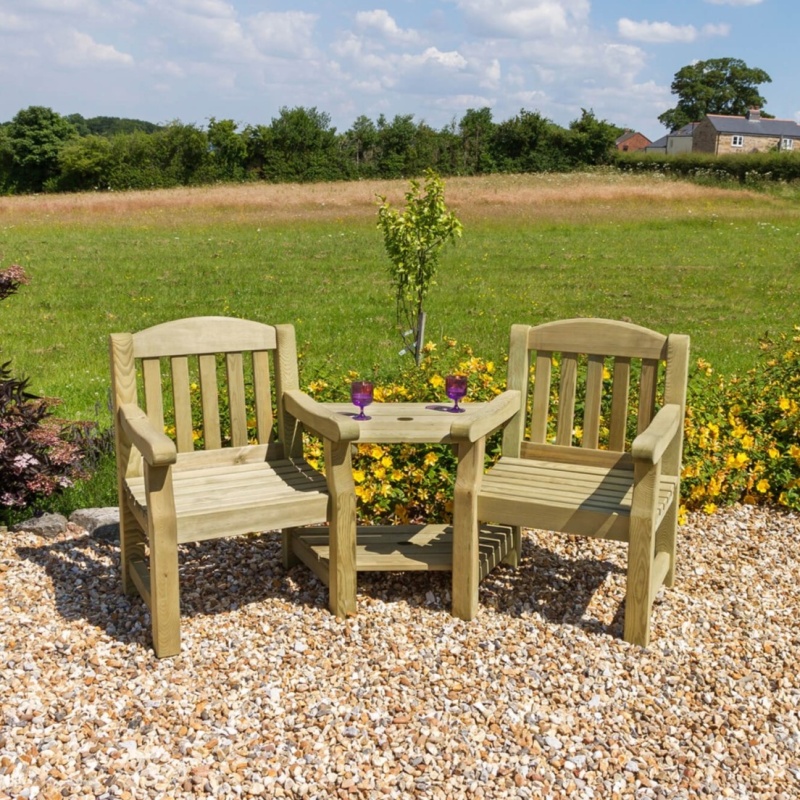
[731,135,744,148]
[781,138,794,151]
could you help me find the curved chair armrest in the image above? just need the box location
[450,390,521,443]
[631,403,682,465]
[283,389,361,443]
[117,403,177,467]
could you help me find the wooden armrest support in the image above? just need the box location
[631,403,682,465]
[118,403,177,466]
[284,389,361,443]
[450,390,521,443]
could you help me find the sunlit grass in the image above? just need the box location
[1,172,799,424]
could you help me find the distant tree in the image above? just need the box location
[458,107,495,175]
[375,114,417,178]
[5,106,77,192]
[567,109,623,165]
[267,106,339,182]
[659,57,772,132]
[490,108,569,173]
[207,117,247,181]
[57,135,113,191]
[343,115,379,175]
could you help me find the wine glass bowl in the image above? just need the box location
[445,374,468,413]
[350,380,374,420]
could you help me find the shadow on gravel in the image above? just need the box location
[15,532,329,649]
[17,529,627,648]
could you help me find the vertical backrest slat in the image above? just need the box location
[170,356,194,453]
[529,352,552,443]
[638,358,660,434]
[555,353,578,446]
[252,350,274,443]
[142,358,165,433]
[583,354,605,449]
[275,324,301,457]
[226,352,248,447]
[199,354,222,450]
[608,357,631,451]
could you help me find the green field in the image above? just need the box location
[1,172,799,425]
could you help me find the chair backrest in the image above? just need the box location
[110,317,302,476]
[503,318,690,464]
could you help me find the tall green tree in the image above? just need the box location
[659,57,772,132]
[5,106,78,192]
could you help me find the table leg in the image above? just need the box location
[451,437,485,620]
[324,438,357,618]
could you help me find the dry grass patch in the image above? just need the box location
[0,172,771,228]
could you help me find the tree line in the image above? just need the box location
[0,105,624,194]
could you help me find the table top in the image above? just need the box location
[319,401,489,444]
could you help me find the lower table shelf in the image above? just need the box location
[291,523,515,587]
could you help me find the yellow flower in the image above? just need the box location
[778,397,791,411]
[370,444,384,459]
[740,434,755,450]
[485,361,495,374]
[768,446,780,459]
[424,452,439,467]
[677,505,688,526]
[789,444,800,461]
[391,469,404,481]
[429,374,445,389]
[352,469,365,483]
[381,455,393,468]
[373,466,386,480]
[756,479,770,494]
[734,452,749,467]
[703,502,717,515]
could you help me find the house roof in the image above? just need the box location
[645,135,668,149]
[672,122,700,137]
[615,130,651,146]
[705,114,800,139]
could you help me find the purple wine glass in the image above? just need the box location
[350,380,374,421]
[445,374,468,413]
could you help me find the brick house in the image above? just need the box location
[693,109,800,155]
[615,130,651,152]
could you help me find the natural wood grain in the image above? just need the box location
[478,318,689,647]
[109,317,333,657]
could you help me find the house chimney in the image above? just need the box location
[746,108,761,121]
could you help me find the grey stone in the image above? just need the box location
[10,512,68,538]
[69,507,120,543]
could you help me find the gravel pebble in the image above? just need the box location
[1,504,798,799]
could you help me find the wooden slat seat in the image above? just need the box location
[470,318,690,647]
[110,316,355,658]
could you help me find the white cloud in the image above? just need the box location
[354,10,421,44]
[454,0,591,39]
[55,29,134,66]
[249,11,318,58]
[618,19,698,43]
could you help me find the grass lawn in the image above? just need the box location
[1,171,799,425]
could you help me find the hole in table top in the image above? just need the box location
[397,416,414,421]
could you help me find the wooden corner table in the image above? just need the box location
[283,390,521,621]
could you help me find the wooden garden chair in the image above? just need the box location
[109,316,354,658]
[474,319,690,646]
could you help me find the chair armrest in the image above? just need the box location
[283,389,361,443]
[449,390,521,443]
[117,403,177,467]
[631,404,682,465]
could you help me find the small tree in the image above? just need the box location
[376,170,463,365]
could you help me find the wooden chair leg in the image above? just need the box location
[282,528,300,569]
[119,502,146,597]
[145,465,181,658]
[656,499,679,588]
[501,525,522,568]
[452,438,485,621]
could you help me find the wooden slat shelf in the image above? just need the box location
[292,524,515,587]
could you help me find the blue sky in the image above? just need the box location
[0,0,795,140]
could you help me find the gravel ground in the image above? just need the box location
[1,504,798,799]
